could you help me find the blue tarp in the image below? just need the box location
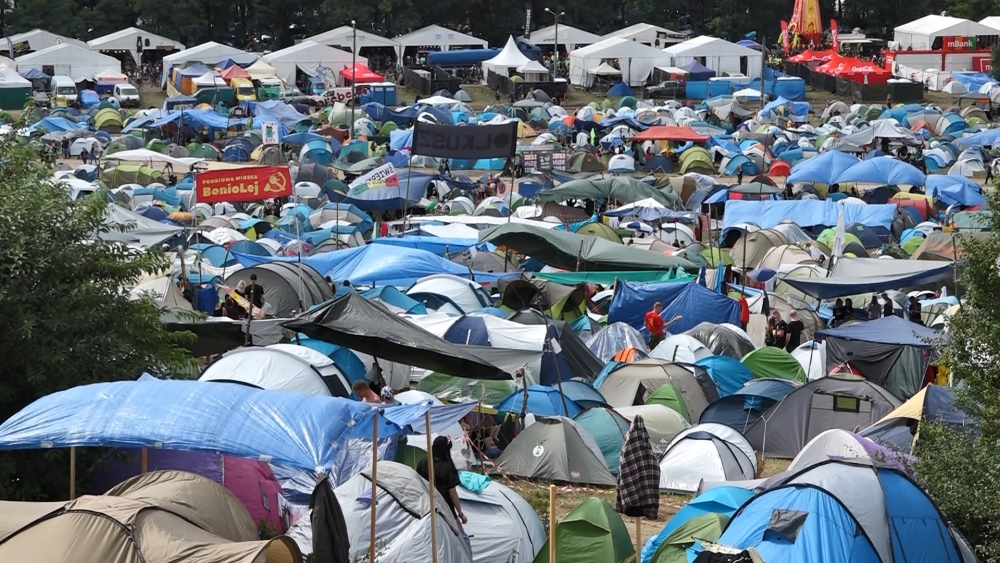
[816,315,944,347]
[233,244,514,287]
[694,355,753,397]
[957,127,1000,148]
[245,100,309,128]
[338,169,433,211]
[0,378,474,479]
[29,117,90,133]
[148,109,248,131]
[787,150,860,185]
[608,281,741,333]
[950,71,997,94]
[833,157,926,186]
[722,200,896,229]
[371,236,479,255]
[641,486,754,563]
[926,175,986,207]
[782,257,954,300]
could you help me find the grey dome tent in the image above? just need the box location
[658,423,757,493]
[597,359,718,421]
[223,262,332,318]
[492,416,615,486]
[742,373,901,458]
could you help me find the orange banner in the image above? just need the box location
[196,166,293,203]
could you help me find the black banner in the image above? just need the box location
[524,4,532,39]
[412,122,517,160]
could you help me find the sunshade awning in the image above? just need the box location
[816,315,945,347]
[283,292,511,379]
[781,257,954,299]
[536,177,680,208]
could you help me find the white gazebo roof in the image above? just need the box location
[571,36,671,59]
[524,24,602,46]
[664,35,761,57]
[16,43,117,66]
[163,41,256,66]
[484,37,531,67]
[264,41,365,85]
[245,59,277,80]
[2,29,88,55]
[603,22,685,45]
[518,60,549,73]
[393,25,487,54]
[302,26,398,50]
[88,27,185,52]
[980,17,1000,32]
[894,15,998,37]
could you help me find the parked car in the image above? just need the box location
[645,80,685,99]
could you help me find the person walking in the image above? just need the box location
[645,302,666,350]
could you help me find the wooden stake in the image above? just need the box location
[369,415,379,563]
[549,485,556,563]
[141,448,148,474]
[635,517,642,563]
[426,411,439,563]
[69,447,76,500]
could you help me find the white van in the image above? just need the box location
[113,83,140,107]
[51,76,77,104]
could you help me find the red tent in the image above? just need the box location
[632,126,709,143]
[788,49,835,63]
[833,57,890,84]
[339,63,383,84]
[219,65,251,81]
[813,55,847,75]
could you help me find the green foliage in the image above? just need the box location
[992,44,1000,82]
[914,190,1000,560]
[0,114,194,500]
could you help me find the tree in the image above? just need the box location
[0,114,194,501]
[992,43,1000,82]
[914,191,1000,560]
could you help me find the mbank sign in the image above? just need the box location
[412,122,517,160]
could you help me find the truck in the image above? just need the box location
[256,77,283,101]
[231,77,257,102]
[113,83,140,107]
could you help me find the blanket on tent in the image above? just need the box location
[616,415,660,519]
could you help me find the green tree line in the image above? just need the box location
[0,0,992,52]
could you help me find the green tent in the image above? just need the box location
[678,147,714,175]
[646,384,691,422]
[566,151,602,173]
[94,108,125,133]
[146,138,166,153]
[534,497,634,563]
[479,222,698,272]
[618,96,637,110]
[574,222,623,243]
[741,347,807,381]
[817,228,861,249]
[100,164,163,188]
[538,177,679,208]
[416,373,517,406]
[649,513,729,563]
[573,407,630,474]
[700,247,733,267]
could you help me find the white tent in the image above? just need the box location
[894,15,999,50]
[603,22,686,47]
[16,44,121,80]
[657,423,757,492]
[193,71,226,87]
[245,59,277,80]
[130,276,194,312]
[980,16,1000,33]
[303,26,398,51]
[161,42,257,87]
[523,24,602,50]
[199,344,351,397]
[569,36,672,87]
[664,36,763,79]
[2,29,88,56]
[88,27,185,65]
[393,25,487,59]
[457,479,546,563]
[264,41,362,86]
[405,274,491,314]
[482,36,531,77]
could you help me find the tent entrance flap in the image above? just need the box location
[806,391,876,439]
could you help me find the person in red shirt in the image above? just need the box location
[645,302,666,350]
[738,293,750,330]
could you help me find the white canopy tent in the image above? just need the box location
[664,35,763,79]
[88,27,185,65]
[482,36,531,77]
[161,41,257,87]
[893,15,999,50]
[1,29,87,56]
[569,36,671,87]
[603,22,686,47]
[16,44,121,80]
[523,24,602,51]
[980,17,1000,33]
[245,59,277,80]
[393,25,487,59]
[264,41,362,86]
[302,26,398,52]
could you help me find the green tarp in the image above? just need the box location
[531,270,695,285]
[537,177,681,209]
[533,497,634,563]
[646,384,691,422]
[741,347,807,381]
[416,373,516,406]
[480,223,698,272]
[650,513,729,563]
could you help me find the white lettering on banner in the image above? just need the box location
[349,162,398,189]
[851,66,875,73]
[946,39,974,49]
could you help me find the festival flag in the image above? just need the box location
[781,21,790,53]
[831,20,840,51]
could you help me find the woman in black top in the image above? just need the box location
[416,436,468,525]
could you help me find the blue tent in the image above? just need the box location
[297,338,370,384]
[694,355,753,397]
[680,60,716,81]
[957,126,1000,148]
[699,378,800,432]
[608,281,742,334]
[339,169,434,211]
[361,285,429,314]
[833,157,926,187]
[29,116,90,134]
[0,378,474,481]
[722,154,760,175]
[233,244,514,287]
[926,175,986,207]
[608,82,634,97]
[816,315,944,347]
[554,380,608,408]
[299,138,334,166]
[787,150,860,185]
[495,385,582,417]
[473,158,506,170]
[641,486,754,563]
[573,406,630,474]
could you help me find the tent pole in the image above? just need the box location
[141,447,148,473]
[548,484,556,562]
[575,240,584,271]
[635,517,642,563]
[69,446,76,500]
[369,414,379,562]
[760,37,767,111]
[425,411,439,563]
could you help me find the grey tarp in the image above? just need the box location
[781,257,954,300]
[815,315,944,347]
[102,203,183,248]
[479,223,697,272]
[742,374,900,458]
[683,322,754,360]
[536,177,681,208]
[507,309,604,381]
[492,416,616,486]
[284,292,510,379]
[225,262,333,318]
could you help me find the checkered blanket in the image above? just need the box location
[615,414,660,519]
